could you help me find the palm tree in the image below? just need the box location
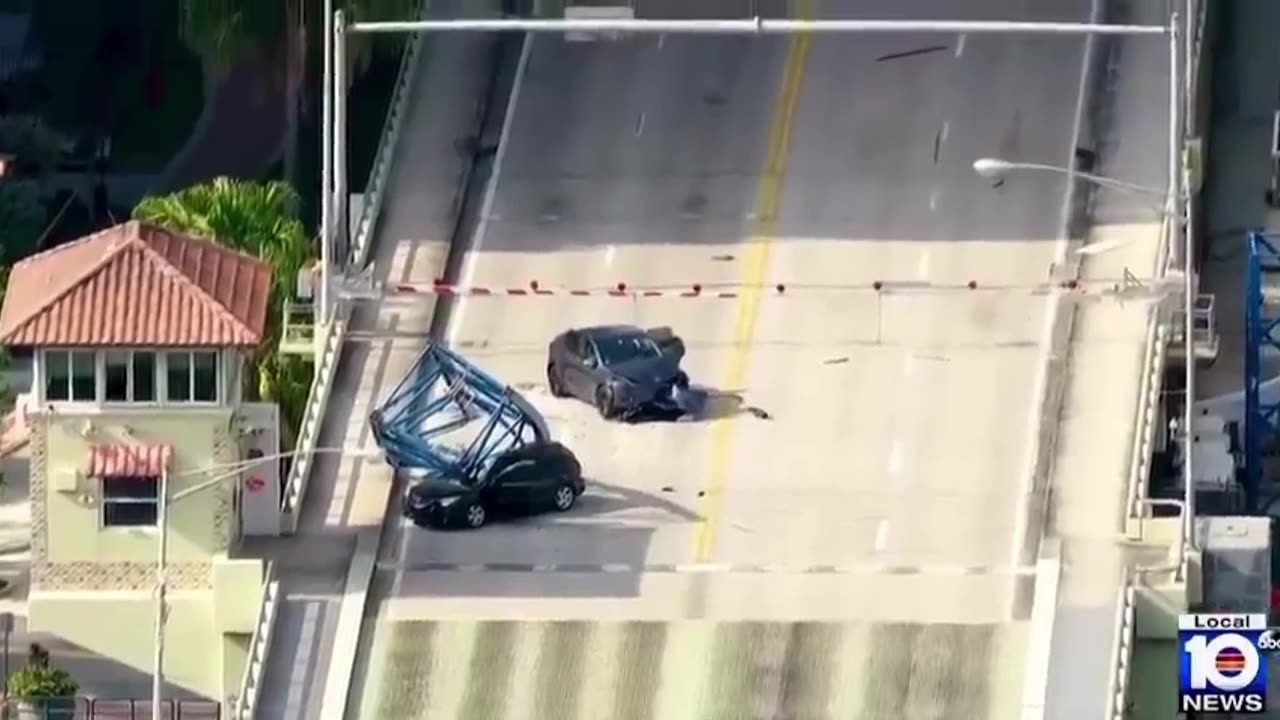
[176,0,423,188]
[134,178,312,443]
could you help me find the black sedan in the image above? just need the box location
[546,325,691,420]
[401,441,584,529]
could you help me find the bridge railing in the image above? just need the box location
[230,563,280,720]
[1108,2,1210,714]
[279,1,431,531]
[1103,567,1139,720]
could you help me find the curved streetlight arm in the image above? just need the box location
[972,158,1169,200]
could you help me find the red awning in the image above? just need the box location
[89,444,172,478]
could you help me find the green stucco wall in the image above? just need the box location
[30,593,221,700]
[42,409,235,565]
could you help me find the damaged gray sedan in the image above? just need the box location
[546,325,691,420]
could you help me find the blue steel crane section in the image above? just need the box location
[369,342,551,481]
[1245,231,1280,511]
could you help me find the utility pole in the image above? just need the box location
[151,467,169,720]
[319,0,335,330]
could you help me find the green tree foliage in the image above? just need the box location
[133,178,313,441]
[8,643,79,701]
[177,0,422,74]
[27,0,180,138]
[0,116,70,177]
[0,263,10,408]
[0,179,48,264]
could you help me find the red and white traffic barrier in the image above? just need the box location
[339,277,1155,299]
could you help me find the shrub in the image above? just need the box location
[8,644,78,700]
[0,116,69,177]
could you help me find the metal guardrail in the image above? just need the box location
[1169,293,1218,359]
[1104,568,1139,720]
[0,697,220,719]
[230,564,280,720]
[1106,4,1209,717]
[279,301,317,355]
[279,3,430,530]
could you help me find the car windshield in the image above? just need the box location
[595,334,660,366]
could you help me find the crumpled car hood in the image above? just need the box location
[609,355,681,389]
[406,477,473,502]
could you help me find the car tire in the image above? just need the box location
[463,502,487,529]
[547,364,569,397]
[595,385,619,420]
[552,483,577,512]
[673,371,690,390]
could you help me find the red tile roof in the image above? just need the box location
[0,221,273,347]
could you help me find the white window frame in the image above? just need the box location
[161,349,222,406]
[101,350,160,406]
[99,474,161,529]
[39,347,225,408]
[42,348,99,403]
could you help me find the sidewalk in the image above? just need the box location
[246,7,502,715]
[157,57,288,193]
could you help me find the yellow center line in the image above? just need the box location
[691,0,816,564]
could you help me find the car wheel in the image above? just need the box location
[463,502,487,529]
[547,364,569,397]
[673,371,690,390]
[595,385,619,419]
[552,483,577,512]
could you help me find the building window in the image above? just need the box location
[104,351,158,403]
[165,350,219,403]
[44,350,97,402]
[101,475,159,527]
[104,351,127,401]
[193,352,218,402]
[134,352,157,401]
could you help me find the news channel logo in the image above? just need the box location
[1179,613,1279,715]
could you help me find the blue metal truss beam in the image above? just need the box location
[1244,231,1280,510]
[369,342,551,481]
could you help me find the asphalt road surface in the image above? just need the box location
[348,0,1094,717]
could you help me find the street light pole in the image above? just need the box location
[320,0,334,329]
[148,445,378,719]
[151,466,169,720]
[1171,12,1197,559]
[347,18,1167,36]
[333,11,349,276]
[973,159,1169,198]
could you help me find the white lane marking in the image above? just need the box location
[282,601,321,720]
[390,516,414,601]
[928,188,939,212]
[888,438,905,476]
[874,519,890,553]
[604,244,616,265]
[940,120,950,144]
[955,33,967,57]
[657,34,665,50]
[635,111,646,137]
[916,250,932,279]
[903,352,916,377]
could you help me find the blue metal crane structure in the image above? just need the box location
[369,342,551,482]
[1244,231,1280,511]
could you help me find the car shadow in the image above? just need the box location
[553,478,701,522]
[626,385,772,424]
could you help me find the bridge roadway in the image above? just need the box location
[323,0,1114,718]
